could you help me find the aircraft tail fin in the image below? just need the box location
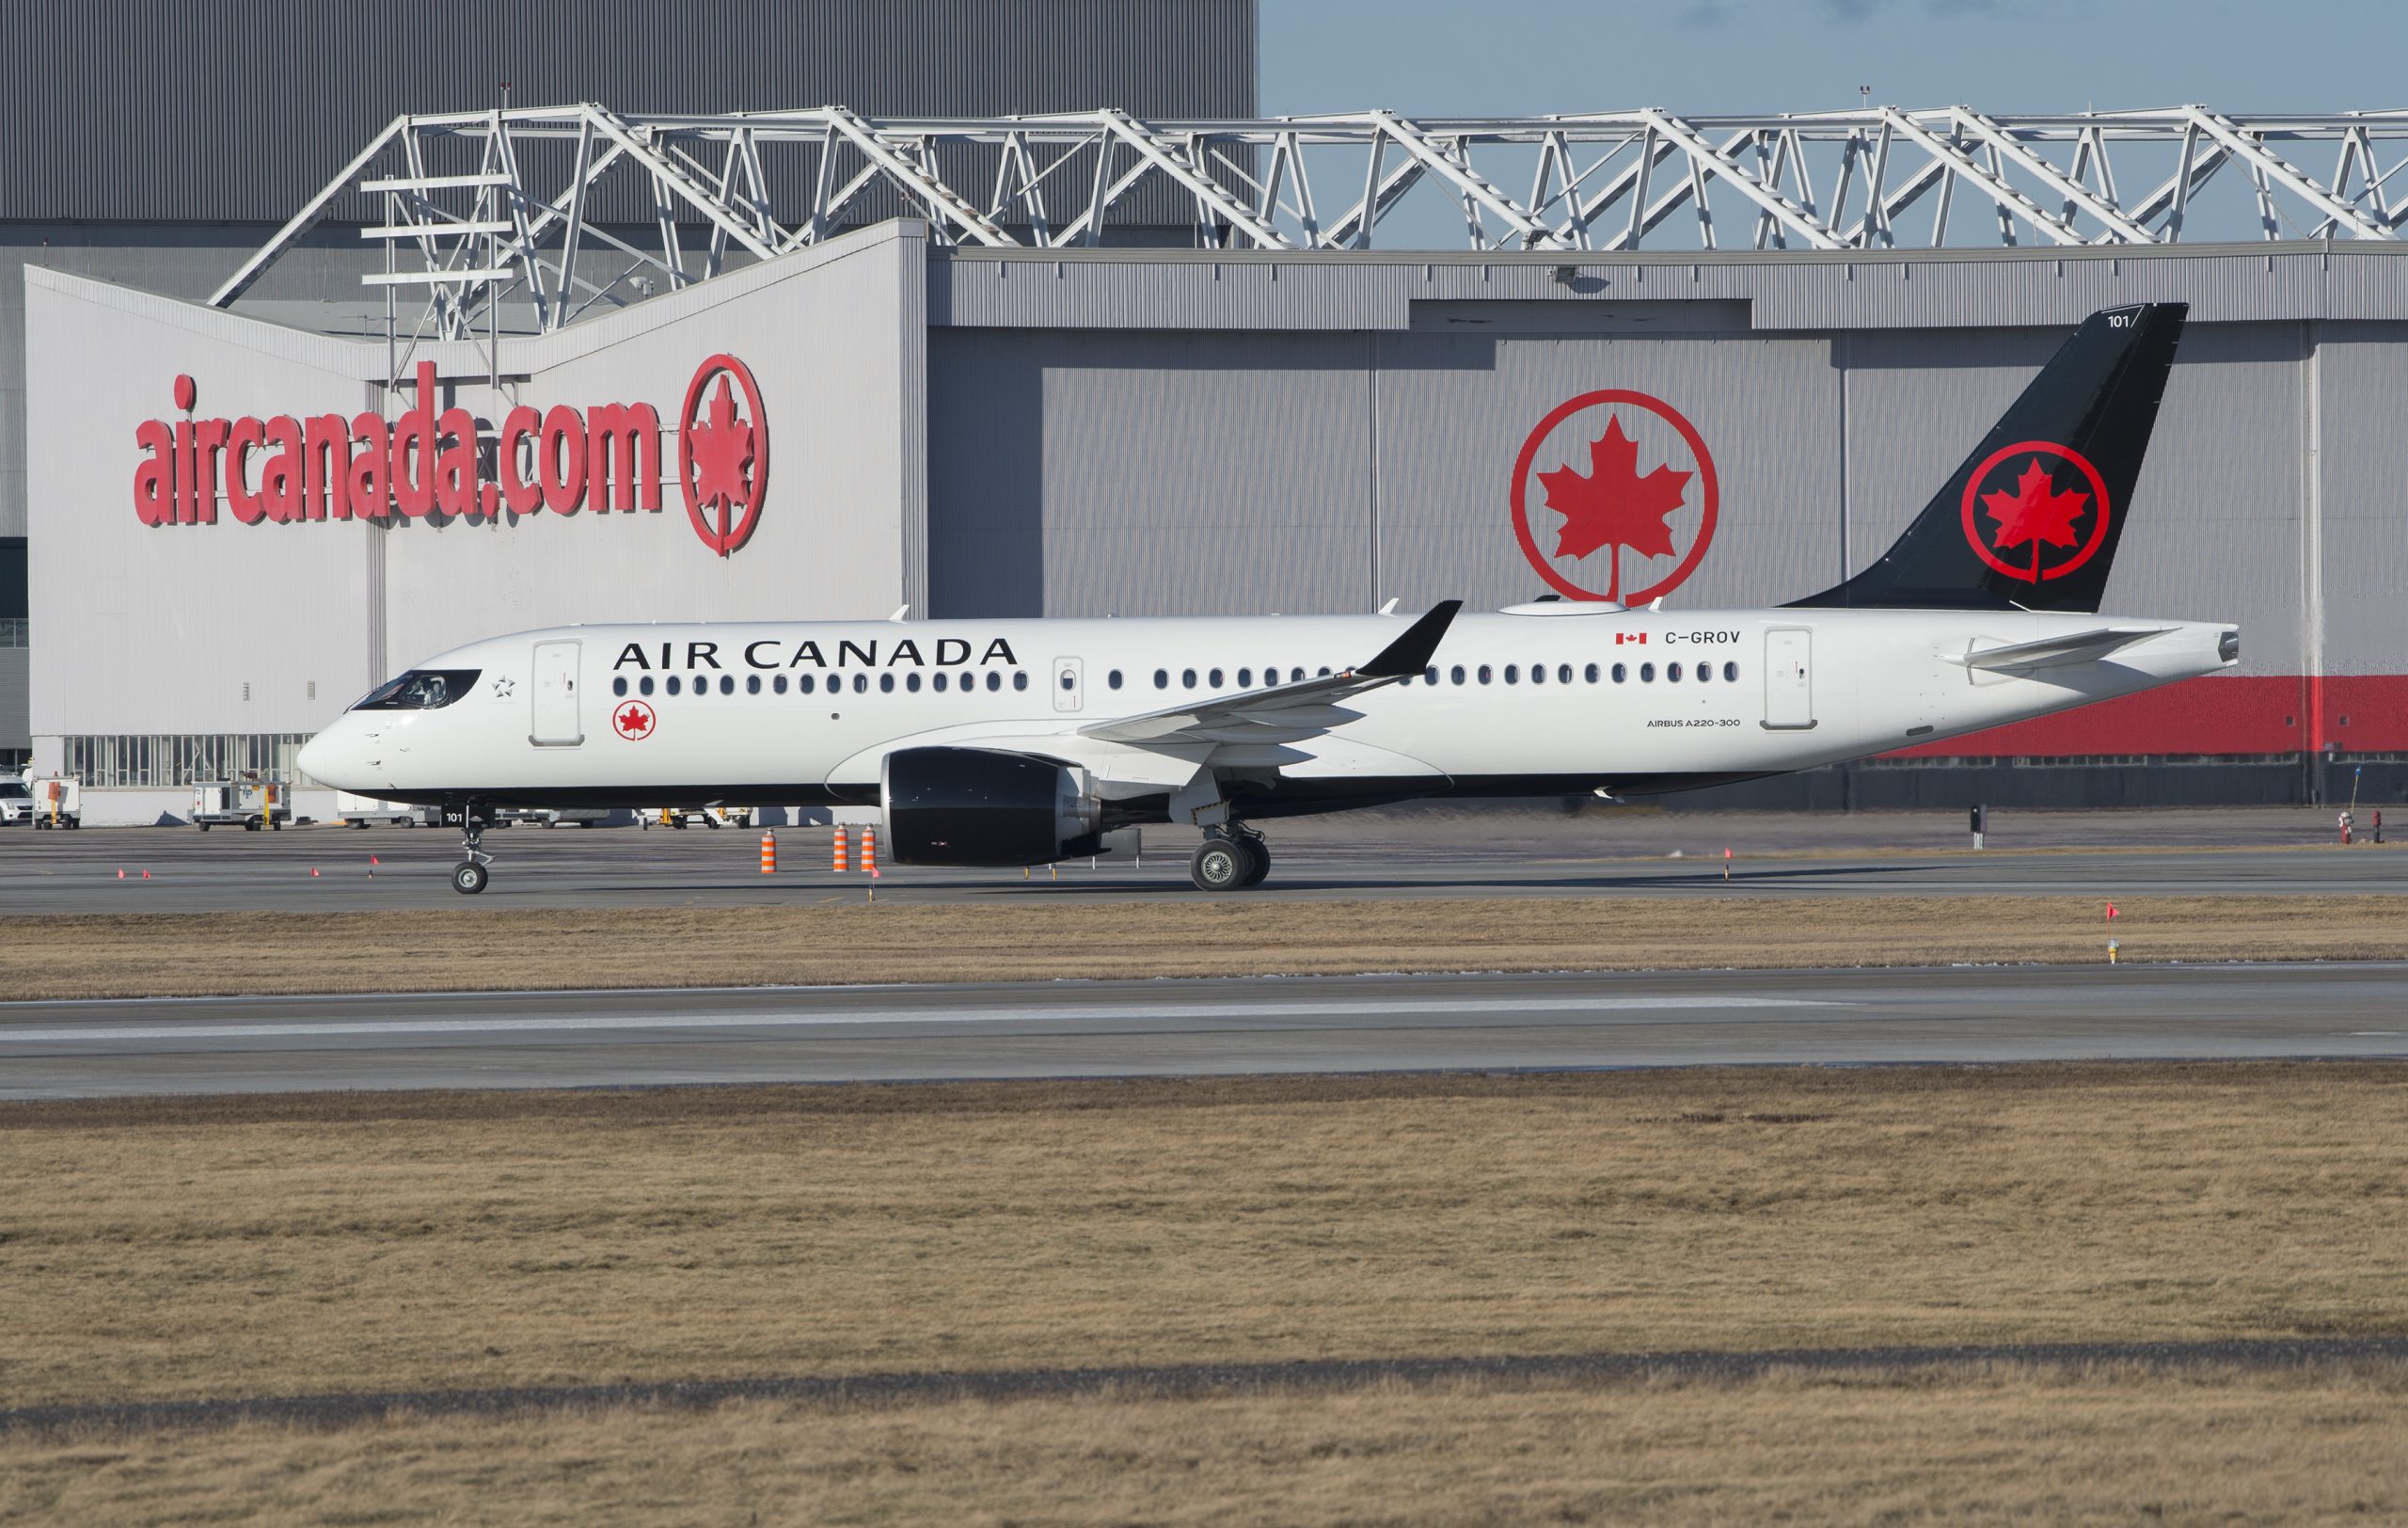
[1792,302,2187,613]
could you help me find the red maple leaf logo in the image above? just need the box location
[1538,417,1691,596]
[614,704,653,738]
[688,376,755,536]
[1981,458,2091,571]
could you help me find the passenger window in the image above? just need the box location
[1108,670,1122,690]
[853,674,869,693]
[1182,669,1197,689]
[1612,663,1625,683]
[1585,664,1600,684]
[1695,662,1710,683]
[640,676,656,696]
[798,674,815,694]
[879,674,895,693]
[1669,662,1683,682]
[988,672,1002,692]
[1238,667,1252,687]
[1059,672,1074,691]
[1640,662,1656,682]
[720,675,735,695]
[1529,663,1545,685]
[611,676,627,697]
[1558,664,1573,684]
[1450,665,1465,685]
[1013,671,1029,691]
[1504,664,1519,684]
[1154,668,1169,690]
[908,673,923,692]
[1478,665,1493,685]
[1424,666,1439,684]
[1724,661,1738,682]
[1318,667,1332,677]
[666,676,682,696]
[774,675,788,694]
[746,675,761,695]
[932,672,947,692]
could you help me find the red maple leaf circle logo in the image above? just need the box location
[677,355,769,557]
[1512,390,1719,605]
[1957,442,2113,583]
[612,700,656,740]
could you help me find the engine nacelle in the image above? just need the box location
[880,746,1102,867]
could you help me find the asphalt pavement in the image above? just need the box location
[5,963,2404,1098]
[2,807,2401,912]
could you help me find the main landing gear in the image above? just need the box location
[452,806,493,895]
[1189,825,1271,893]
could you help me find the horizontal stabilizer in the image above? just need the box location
[1946,626,2174,672]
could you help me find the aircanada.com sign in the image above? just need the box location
[129,354,768,557]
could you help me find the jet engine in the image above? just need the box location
[880,746,1103,867]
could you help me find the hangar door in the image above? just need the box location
[531,640,584,746]
[1762,629,1815,730]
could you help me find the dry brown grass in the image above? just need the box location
[4,1065,2404,1413]
[7,1368,2408,1525]
[7,894,2407,999]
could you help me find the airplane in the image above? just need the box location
[298,302,2235,896]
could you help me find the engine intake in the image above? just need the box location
[881,747,1101,867]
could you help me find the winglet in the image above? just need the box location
[1357,599,1462,678]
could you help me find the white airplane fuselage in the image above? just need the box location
[299,604,2237,812]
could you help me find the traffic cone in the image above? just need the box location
[116,868,124,880]
[141,870,150,880]
[310,867,320,877]
[862,828,878,875]
[760,830,777,875]
[832,827,848,872]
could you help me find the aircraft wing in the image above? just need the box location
[1948,626,2175,673]
[1077,600,1463,745]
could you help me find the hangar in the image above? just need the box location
[20,80,2408,820]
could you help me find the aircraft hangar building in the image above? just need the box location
[20,84,2408,820]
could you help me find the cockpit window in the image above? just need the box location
[354,669,480,710]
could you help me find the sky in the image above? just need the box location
[1252,0,2405,247]
[1258,0,2408,118]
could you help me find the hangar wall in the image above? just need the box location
[27,222,927,758]
[922,241,2408,804]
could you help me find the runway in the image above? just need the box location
[5,962,2403,1098]
[2,808,2400,913]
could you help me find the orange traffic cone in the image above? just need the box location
[760,830,777,875]
[833,826,848,872]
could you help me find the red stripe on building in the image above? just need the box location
[1886,675,2408,759]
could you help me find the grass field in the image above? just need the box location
[6,893,2407,998]
[8,1368,2408,1525]
[6,1063,2406,1521]
[6,1064,2404,1409]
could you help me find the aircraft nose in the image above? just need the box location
[296,725,349,788]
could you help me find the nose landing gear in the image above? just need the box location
[452,807,493,895]
[1189,825,1271,892]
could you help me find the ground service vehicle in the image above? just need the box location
[192,780,293,832]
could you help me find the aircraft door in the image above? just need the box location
[531,640,584,746]
[1762,628,1815,730]
[1053,656,1085,713]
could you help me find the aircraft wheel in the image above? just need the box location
[1189,837,1256,893]
[197,822,210,833]
[1239,837,1271,888]
[452,861,489,895]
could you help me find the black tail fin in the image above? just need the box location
[1793,302,2187,613]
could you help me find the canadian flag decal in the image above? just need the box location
[1615,632,1648,645]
